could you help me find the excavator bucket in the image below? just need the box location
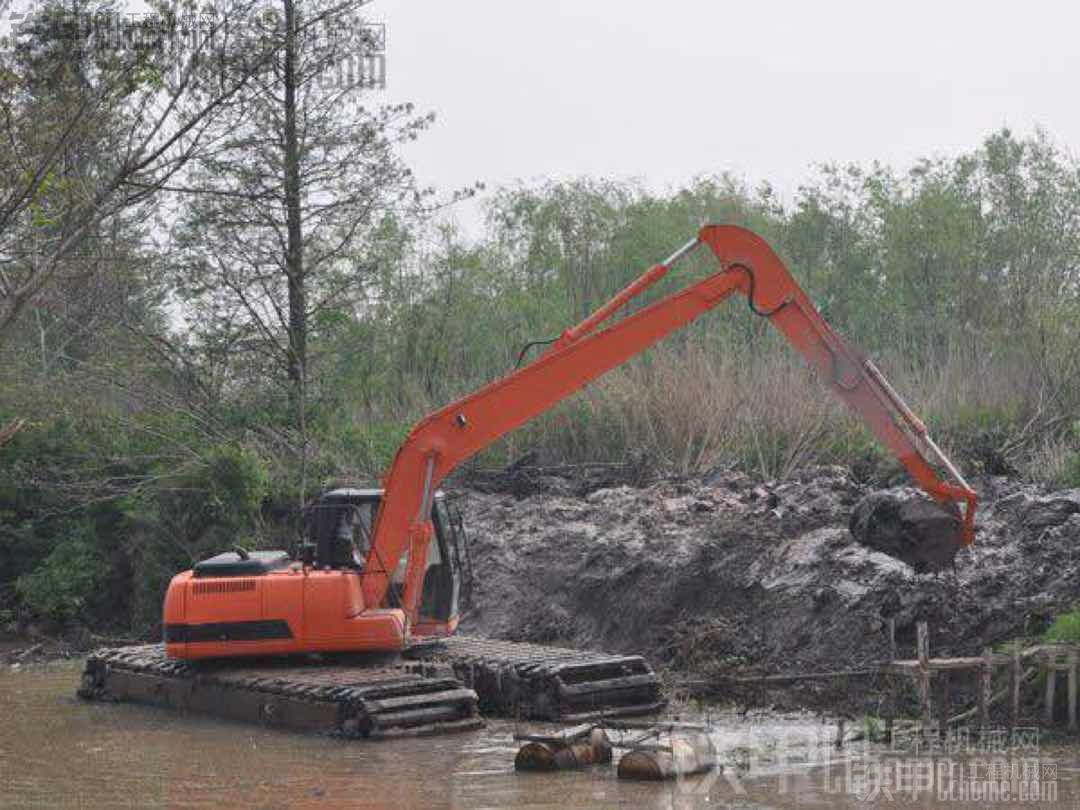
[849,491,964,573]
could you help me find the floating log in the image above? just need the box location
[515,728,612,771]
[617,732,716,781]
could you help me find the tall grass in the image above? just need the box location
[320,132,1080,485]
[333,334,1079,485]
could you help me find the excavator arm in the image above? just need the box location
[362,225,977,622]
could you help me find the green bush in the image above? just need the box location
[942,405,1023,476]
[1063,452,1080,489]
[1044,610,1080,644]
[828,427,901,485]
[16,530,105,624]
[200,444,270,528]
[861,715,886,743]
[123,443,271,633]
[335,420,412,476]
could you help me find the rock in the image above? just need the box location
[848,490,962,573]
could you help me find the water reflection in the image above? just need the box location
[1,663,1076,809]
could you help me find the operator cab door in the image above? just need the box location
[354,490,466,633]
[414,495,468,633]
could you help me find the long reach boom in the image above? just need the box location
[362,225,978,622]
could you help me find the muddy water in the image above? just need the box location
[1,663,1077,809]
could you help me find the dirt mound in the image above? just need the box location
[456,468,1080,710]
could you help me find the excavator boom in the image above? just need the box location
[364,225,977,623]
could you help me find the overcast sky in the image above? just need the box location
[377,0,1077,232]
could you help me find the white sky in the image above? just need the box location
[377,0,1078,233]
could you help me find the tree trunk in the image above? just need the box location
[282,0,306,400]
[282,0,308,505]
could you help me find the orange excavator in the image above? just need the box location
[162,225,978,662]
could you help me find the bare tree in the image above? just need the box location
[0,0,284,345]
[166,0,435,498]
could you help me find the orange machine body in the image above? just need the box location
[164,488,466,660]
[163,568,408,659]
[164,225,977,661]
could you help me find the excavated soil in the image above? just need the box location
[456,467,1080,708]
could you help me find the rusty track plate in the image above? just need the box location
[79,645,483,739]
[407,635,666,721]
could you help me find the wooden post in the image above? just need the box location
[1045,657,1057,725]
[884,668,895,743]
[881,613,898,743]
[978,647,992,730]
[917,623,931,729]
[1009,649,1022,729]
[935,671,951,737]
[1069,651,1078,732]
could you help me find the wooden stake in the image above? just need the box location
[917,622,929,667]
[1069,652,1078,732]
[978,647,992,730]
[1009,649,1021,728]
[1045,660,1056,725]
[936,671,951,737]
[919,672,933,729]
[917,623,931,729]
[888,618,896,663]
[885,672,895,743]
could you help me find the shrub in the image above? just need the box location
[16,529,105,624]
[1064,452,1080,489]
[1044,610,1080,644]
[123,443,270,633]
[861,715,886,743]
[333,420,412,477]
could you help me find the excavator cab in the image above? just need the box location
[304,488,471,631]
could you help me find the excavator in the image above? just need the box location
[83,226,978,736]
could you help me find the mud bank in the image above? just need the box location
[456,467,1080,709]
